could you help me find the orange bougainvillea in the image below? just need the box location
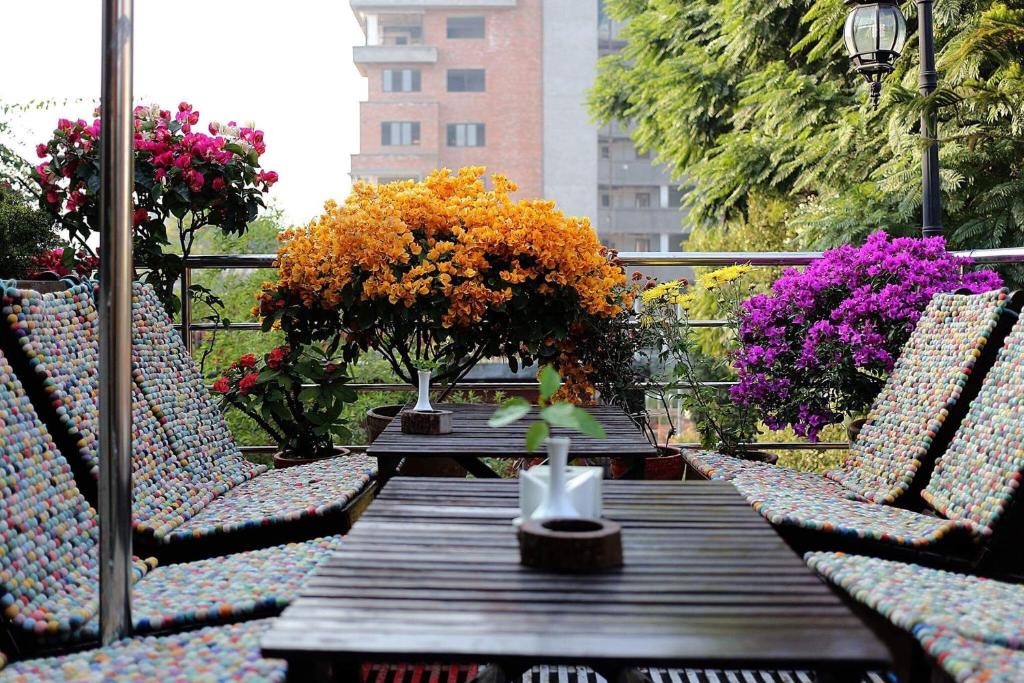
[258,167,630,397]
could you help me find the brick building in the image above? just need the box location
[349,0,687,266]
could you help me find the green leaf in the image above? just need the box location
[298,387,319,403]
[570,406,607,439]
[525,421,549,453]
[538,366,561,401]
[488,398,530,427]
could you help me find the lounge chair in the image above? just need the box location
[808,551,1024,683]
[736,299,1024,565]
[685,288,1015,507]
[0,620,285,682]
[0,346,347,659]
[0,280,376,562]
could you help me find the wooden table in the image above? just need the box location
[367,403,657,480]
[261,478,892,682]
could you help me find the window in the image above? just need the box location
[634,192,651,208]
[380,15,423,46]
[447,123,486,147]
[668,187,685,208]
[381,122,420,146]
[447,69,485,92]
[383,69,421,92]
[601,193,610,208]
[634,237,651,252]
[600,145,610,159]
[447,16,485,39]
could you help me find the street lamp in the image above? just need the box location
[843,2,907,109]
[843,0,942,238]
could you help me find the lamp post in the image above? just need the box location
[843,0,942,238]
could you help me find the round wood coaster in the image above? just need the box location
[518,517,623,572]
[400,409,454,435]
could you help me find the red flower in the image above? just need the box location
[266,346,288,370]
[238,373,259,395]
[238,353,258,369]
[211,377,231,394]
[324,363,338,375]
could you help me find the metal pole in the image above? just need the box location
[917,0,942,237]
[98,0,135,645]
[180,266,193,353]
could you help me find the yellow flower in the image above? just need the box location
[641,279,686,303]
[699,265,753,290]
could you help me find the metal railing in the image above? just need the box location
[181,246,1024,454]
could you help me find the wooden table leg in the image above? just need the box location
[453,456,502,479]
[376,455,403,487]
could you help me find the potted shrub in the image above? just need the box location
[213,345,357,468]
[256,167,630,425]
[587,268,769,480]
[731,231,1003,442]
[490,366,606,519]
[33,103,277,315]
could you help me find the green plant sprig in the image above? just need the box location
[488,366,606,452]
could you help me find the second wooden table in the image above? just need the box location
[367,403,657,480]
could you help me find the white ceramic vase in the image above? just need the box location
[414,369,433,412]
[530,437,580,519]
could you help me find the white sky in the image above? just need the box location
[0,1,368,226]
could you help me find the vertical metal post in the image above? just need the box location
[98,0,135,645]
[917,0,942,237]
[180,266,193,352]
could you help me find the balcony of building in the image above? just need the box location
[599,160,674,187]
[597,206,685,235]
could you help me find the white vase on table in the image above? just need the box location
[414,369,433,412]
[530,437,580,519]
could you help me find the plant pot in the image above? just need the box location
[847,417,867,444]
[273,446,350,469]
[643,445,685,481]
[366,405,404,444]
[740,449,779,466]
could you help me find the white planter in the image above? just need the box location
[413,369,433,412]
[529,437,581,520]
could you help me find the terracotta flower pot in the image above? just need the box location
[740,450,779,466]
[643,445,685,481]
[366,405,404,444]
[273,446,350,469]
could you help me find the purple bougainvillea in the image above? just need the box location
[731,231,1003,441]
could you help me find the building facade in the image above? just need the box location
[349,0,686,262]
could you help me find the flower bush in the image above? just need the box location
[636,267,759,454]
[731,231,1003,441]
[212,345,357,458]
[33,102,277,313]
[258,167,629,397]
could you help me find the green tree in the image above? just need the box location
[591,0,1024,280]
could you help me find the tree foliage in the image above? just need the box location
[591,0,1024,278]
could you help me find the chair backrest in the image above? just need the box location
[922,315,1024,535]
[130,284,263,491]
[1,282,101,476]
[825,289,1009,504]
[0,281,260,540]
[0,345,100,641]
